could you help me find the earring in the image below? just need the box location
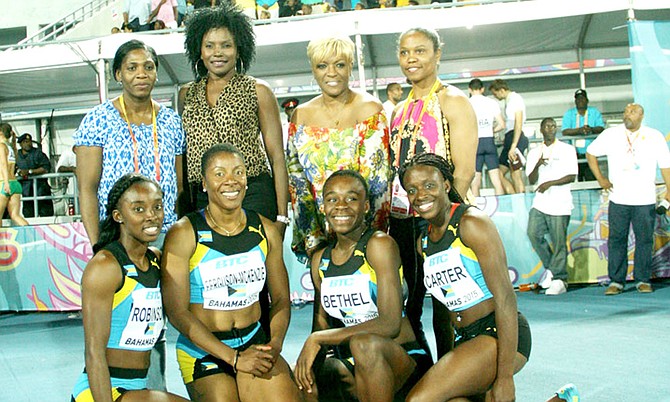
[117,81,122,86]
[203,188,207,193]
[245,185,248,190]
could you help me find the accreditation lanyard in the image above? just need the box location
[393,80,442,167]
[119,95,161,182]
[577,110,588,128]
[626,130,640,155]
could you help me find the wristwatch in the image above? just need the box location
[276,215,290,225]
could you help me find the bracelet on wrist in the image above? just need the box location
[232,350,239,373]
[276,215,290,225]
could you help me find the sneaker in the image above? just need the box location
[545,279,567,295]
[636,282,653,293]
[555,383,581,402]
[538,270,554,289]
[604,282,623,295]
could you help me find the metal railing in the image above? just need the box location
[15,0,114,48]
[17,172,80,217]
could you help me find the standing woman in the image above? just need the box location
[0,123,28,227]
[295,170,431,402]
[389,27,478,358]
[71,174,188,402]
[75,39,186,246]
[399,153,531,402]
[287,35,391,257]
[161,144,301,402]
[180,4,289,234]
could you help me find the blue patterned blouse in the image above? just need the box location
[74,100,185,231]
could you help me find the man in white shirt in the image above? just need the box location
[56,145,77,214]
[587,103,670,294]
[490,79,528,194]
[382,82,404,124]
[468,78,505,196]
[526,118,577,295]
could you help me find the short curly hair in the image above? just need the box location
[184,3,256,80]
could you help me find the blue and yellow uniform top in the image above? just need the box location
[105,241,164,352]
[318,228,407,327]
[187,209,268,311]
[421,203,493,312]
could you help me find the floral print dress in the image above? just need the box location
[286,111,391,255]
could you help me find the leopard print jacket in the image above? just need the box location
[182,73,270,184]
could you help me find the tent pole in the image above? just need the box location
[96,58,107,104]
[578,47,586,89]
[355,33,366,92]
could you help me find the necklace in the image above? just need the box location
[323,90,352,127]
[206,206,244,236]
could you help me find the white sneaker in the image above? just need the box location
[545,279,567,295]
[538,270,554,289]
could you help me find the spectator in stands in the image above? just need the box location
[193,0,218,8]
[326,3,338,12]
[382,82,404,124]
[279,0,302,17]
[111,27,121,34]
[55,145,77,214]
[299,3,313,15]
[177,0,188,26]
[586,103,670,295]
[149,0,178,29]
[256,0,280,19]
[286,35,391,258]
[390,27,477,359]
[74,39,186,391]
[0,123,28,226]
[123,0,152,32]
[153,19,167,30]
[15,133,54,218]
[490,78,528,194]
[526,118,577,295]
[561,89,605,181]
[354,0,367,9]
[468,78,505,196]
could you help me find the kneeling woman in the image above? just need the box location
[72,174,187,402]
[399,153,531,402]
[161,144,301,402]
[295,170,431,402]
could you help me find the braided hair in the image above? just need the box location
[184,2,256,80]
[398,153,464,204]
[93,173,163,255]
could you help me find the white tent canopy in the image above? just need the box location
[1,0,669,117]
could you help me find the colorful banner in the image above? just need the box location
[3,189,670,311]
[628,20,670,138]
